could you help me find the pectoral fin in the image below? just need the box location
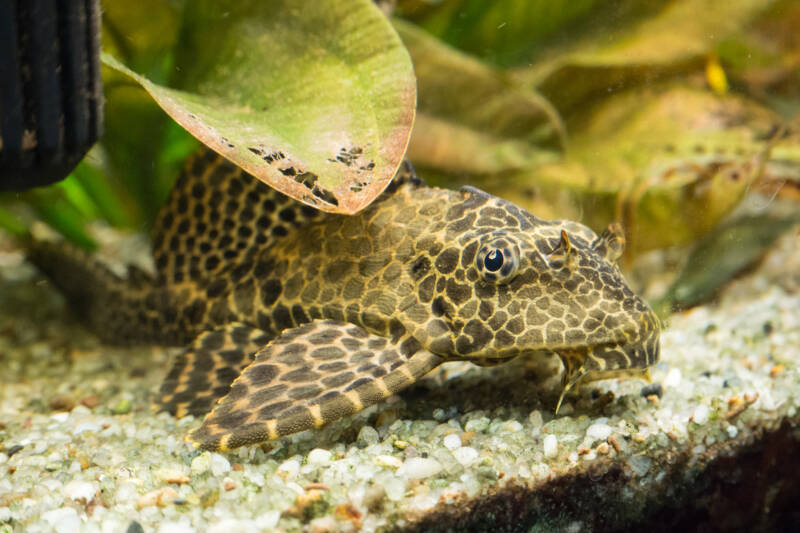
[189,319,443,451]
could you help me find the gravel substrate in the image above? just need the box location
[0,224,798,532]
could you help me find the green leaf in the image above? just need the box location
[658,214,800,311]
[513,0,773,115]
[487,86,798,254]
[395,19,563,175]
[398,0,605,68]
[101,0,415,214]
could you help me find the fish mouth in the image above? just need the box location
[554,335,660,412]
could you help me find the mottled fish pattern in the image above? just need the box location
[28,150,660,450]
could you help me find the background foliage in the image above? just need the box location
[1,0,798,309]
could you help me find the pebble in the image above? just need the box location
[452,446,479,466]
[41,507,80,533]
[663,368,682,388]
[190,452,211,475]
[692,404,710,425]
[111,398,132,415]
[137,487,180,508]
[627,455,652,477]
[374,454,403,469]
[528,410,544,430]
[543,434,558,458]
[209,453,231,476]
[464,417,490,433]
[63,480,95,501]
[156,520,194,533]
[585,423,612,442]
[443,434,461,450]
[356,426,379,447]
[277,458,301,478]
[256,510,281,529]
[397,457,443,479]
[307,448,333,465]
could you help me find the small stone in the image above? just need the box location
[126,521,145,533]
[397,457,442,479]
[586,423,612,442]
[80,395,101,409]
[41,507,80,533]
[223,478,236,491]
[691,404,710,425]
[49,394,76,412]
[627,455,652,477]
[111,398,132,415]
[640,382,663,399]
[543,434,558,458]
[190,452,211,475]
[374,454,403,469]
[663,368,681,388]
[157,521,194,533]
[443,433,461,450]
[309,516,337,533]
[528,410,544,430]
[498,420,523,433]
[277,458,301,479]
[137,487,180,508]
[155,468,190,485]
[256,511,280,530]
[64,480,95,501]
[726,425,739,439]
[307,448,333,465]
[356,426,379,447]
[464,416,490,433]
[769,364,785,377]
[210,453,231,476]
[392,439,409,450]
[452,446,479,466]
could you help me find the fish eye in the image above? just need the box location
[476,239,520,283]
[484,249,504,272]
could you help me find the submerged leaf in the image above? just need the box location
[488,86,799,254]
[102,0,415,214]
[394,19,562,175]
[512,0,772,115]
[659,214,800,311]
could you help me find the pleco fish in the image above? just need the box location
[28,150,660,451]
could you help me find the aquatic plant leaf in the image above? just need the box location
[717,0,800,116]
[393,19,562,175]
[102,0,415,214]
[395,19,563,175]
[513,0,772,115]
[397,0,605,68]
[659,214,800,311]
[489,86,799,254]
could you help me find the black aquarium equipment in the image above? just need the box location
[0,0,102,191]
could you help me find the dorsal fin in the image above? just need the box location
[151,149,323,286]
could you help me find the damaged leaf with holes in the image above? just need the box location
[103,0,415,214]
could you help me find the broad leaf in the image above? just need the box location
[102,0,415,214]
[488,86,799,254]
[513,0,773,115]
[395,19,562,175]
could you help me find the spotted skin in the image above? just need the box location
[159,322,271,418]
[191,319,444,450]
[27,149,660,451]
